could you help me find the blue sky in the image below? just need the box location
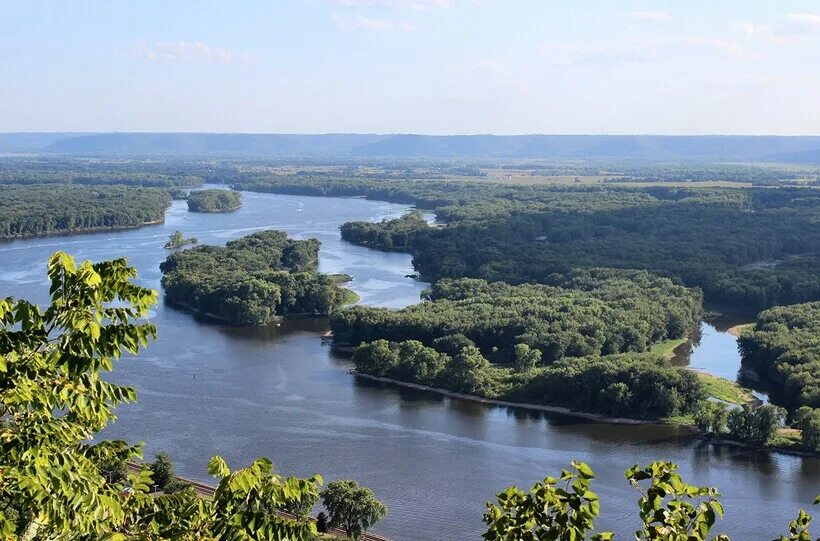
[2,1,819,134]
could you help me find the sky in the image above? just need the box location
[1,1,820,135]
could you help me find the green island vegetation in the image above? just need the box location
[163,230,197,249]
[1,252,816,540]
[335,270,705,420]
[0,184,171,238]
[160,230,355,325]
[187,188,242,212]
[234,177,820,311]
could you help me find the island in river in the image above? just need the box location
[187,188,242,213]
[160,230,355,325]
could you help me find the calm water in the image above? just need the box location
[0,192,817,540]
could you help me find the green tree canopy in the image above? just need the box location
[321,479,387,540]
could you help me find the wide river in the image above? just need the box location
[1,191,817,540]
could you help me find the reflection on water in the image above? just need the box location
[0,193,817,540]
[671,311,770,401]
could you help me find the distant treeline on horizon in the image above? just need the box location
[2,132,820,163]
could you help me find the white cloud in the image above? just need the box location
[774,13,820,36]
[331,0,453,9]
[733,13,820,45]
[541,36,751,66]
[133,41,237,63]
[332,14,416,31]
[332,14,394,30]
[627,11,668,21]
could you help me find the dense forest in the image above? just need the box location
[237,177,820,311]
[336,271,704,419]
[333,271,700,362]
[0,184,171,238]
[160,230,353,325]
[0,157,205,187]
[187,188,242,212]
[739,302,820,410]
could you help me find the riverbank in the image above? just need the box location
[0,217,165,242]
[703,433,819,459]
[727,323,754,337]
[352,372,656,425]
[188,204,241,213]
[352,372,819,458]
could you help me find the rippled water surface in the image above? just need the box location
[1,191,817,540]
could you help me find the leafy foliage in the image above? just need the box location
[342,270,703,419]
[320,479,387,540]
[353,339,704,419]
[0,252,327,540]
[693,401,730,434]
[485,461,819,541]
[795,407,820,452]
[725,405,786,446]
[627,461,729,541]
[0,251,156,537]
[483,461,612,541]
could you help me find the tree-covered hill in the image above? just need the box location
[4,131,820,162]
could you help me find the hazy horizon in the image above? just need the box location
[3,1,820,135]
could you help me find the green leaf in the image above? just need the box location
[208,455,230,477]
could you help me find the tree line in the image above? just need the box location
[160,230,353,325]
[0,184,171,238]
[2,254,815,539]
[0,157,204,188]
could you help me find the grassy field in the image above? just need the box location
[650,337,687,359]
[696,372,755,404]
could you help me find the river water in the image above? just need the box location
[0,192,817,540]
